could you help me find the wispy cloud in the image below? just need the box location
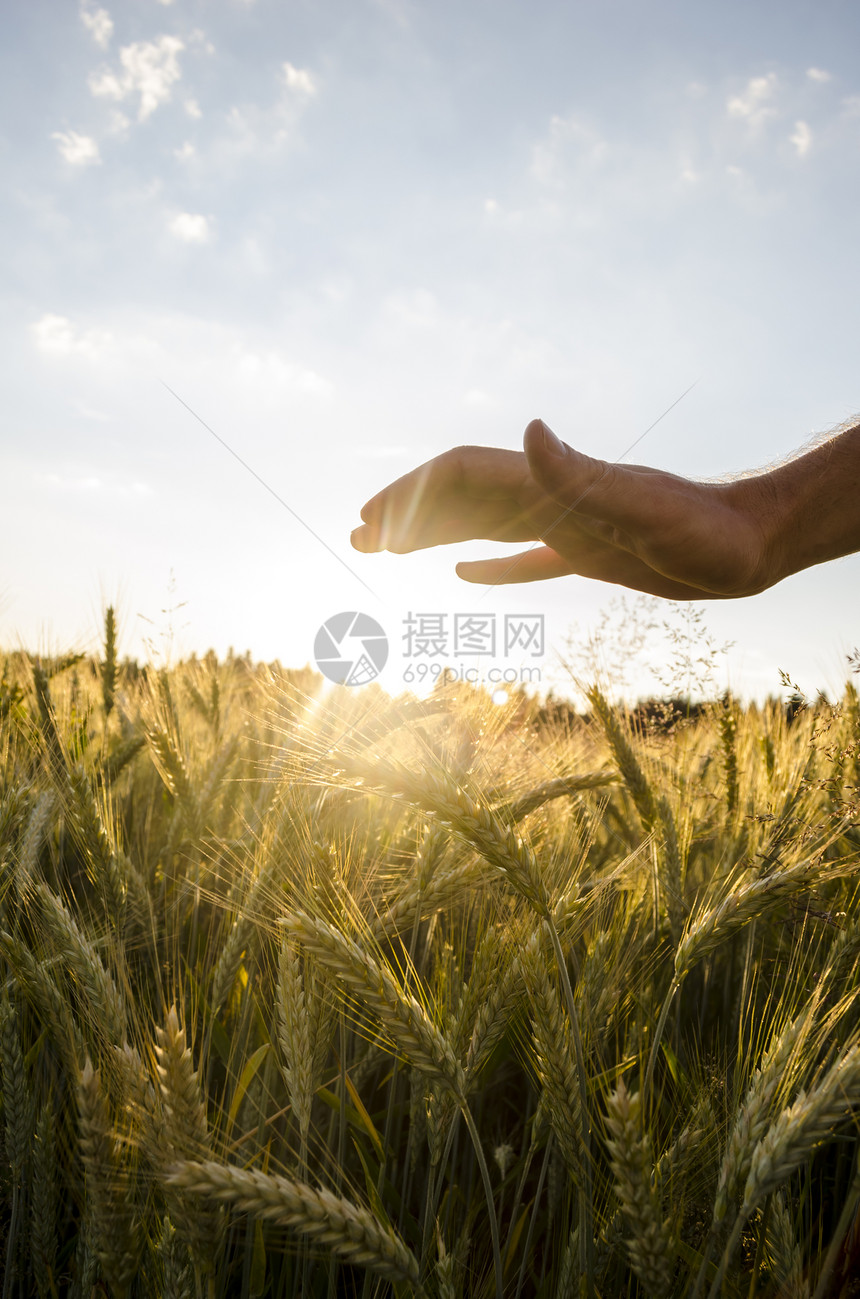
[232,344,331,395]
[51,130,101,165]
[726,72,779,129]
[789,120,813,157]
[185,97,202,119]
[88,35,184,121]
[282,62,316,97]
[218,61,318,162]
[168,212,211,243]
[807,67,832,83]
[531,114,607,185]
[30,314,113,360]
[80,3,113,50]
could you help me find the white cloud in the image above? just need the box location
[282,62,317,97]
[107,109,130,135]
[88,36,184,121]
[168,212,211,243]
[185,97,202,119]
[51,130,101,165]
[232,345,331,395]
[531,114,607,185]
[174,141,195,161]
[188,29,216,55]
[218,63,319,161]
[31,314,113,360]
[807,67,831,83]
[727,73,778,128]
[80,4,113,49]
[790,120,813,157]
[482,197,523,229]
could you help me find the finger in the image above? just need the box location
[351,523,384,553]
[522,418,674,535]
[455,546,575,585]
[359,446,527,525]
[356,446,536,553]
[459,539,725,599]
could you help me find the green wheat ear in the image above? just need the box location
[102,606,117,721]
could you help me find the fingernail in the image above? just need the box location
[538,420,567,458]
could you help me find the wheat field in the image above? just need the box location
[1,616,860,1298]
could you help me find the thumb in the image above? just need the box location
[523,418,651,529]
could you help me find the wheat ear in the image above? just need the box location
[712,1011,806,1228]
[33,879,127,1044]
[344,755,550,914]
[283,910,465,1099]
[763,1190,808,1299]
[154,1006,224,1276]
[676,857,849,978]
[587,686,656,829]
[523,935,583,1182]
[742,1044,860,1213]
[77,1058,141,1299]
[166,1159,427,1296]
[30,1102,58,1299]
[708,1044,860,1299]
[276,935,315,1143]
[506,771,615,822]
[158,1216,195,1299]
[604,1080,675,1298]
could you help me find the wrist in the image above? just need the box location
[732,420,860,587]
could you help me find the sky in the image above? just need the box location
[3,0,860,703]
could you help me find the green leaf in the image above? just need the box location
[227,1043,270,1134]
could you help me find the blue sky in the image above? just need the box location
[3,0,860,701]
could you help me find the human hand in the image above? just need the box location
[351,419,782,599]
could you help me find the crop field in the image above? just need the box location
[1,616,860,1298]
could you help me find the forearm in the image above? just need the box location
[745,419,860,585]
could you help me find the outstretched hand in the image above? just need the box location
[351,419,781,599]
